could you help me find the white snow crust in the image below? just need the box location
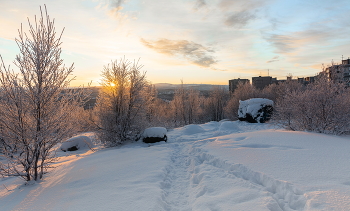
[238,98,273,120]
[142,127,167,138]
[1,121,350,210]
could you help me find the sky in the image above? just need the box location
[1,0,350,86]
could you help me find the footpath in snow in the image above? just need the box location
[1,121,350,210]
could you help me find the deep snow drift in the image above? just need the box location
[1,121,350,210]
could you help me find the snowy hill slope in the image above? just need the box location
[1,121,350,210]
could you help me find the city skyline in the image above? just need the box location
[1,0,350,86]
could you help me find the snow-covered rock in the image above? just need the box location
[238,98,273,123]
[142,127,167,143]
[60,136,94,152]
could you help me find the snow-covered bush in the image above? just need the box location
[142,127,167,143]
[238,98,273,123]
[60,136,94,152]
[274,72,350,135]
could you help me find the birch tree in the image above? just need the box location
[0,6,85,181]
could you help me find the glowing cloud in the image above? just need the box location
[141,38,218,68]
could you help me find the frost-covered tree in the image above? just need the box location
[225,77,305,121]
[225,82,257,120]
[204,86,228,121]
[171,82,187,126]
[274,72,350,134]
[169,83,203,127]
[271,78,304,128]
[151,99,173,128]
[143,84,158,124]
[186,88,202,124]
[95,58,147,146]
[0,6,85,181]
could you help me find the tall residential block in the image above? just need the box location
[229,78,250,92]
[325,58,350,85]
[252,76,276,90]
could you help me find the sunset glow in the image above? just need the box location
[1,0,350,86]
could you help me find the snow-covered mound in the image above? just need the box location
[238,98,273,123]
[60,135,94,152]
[218,121,240,132]
[181,124,206,135]
[142,127,167,143]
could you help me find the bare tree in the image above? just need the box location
[94,58,147,146]
[186,88,202,124]
[204,86,229,121]
[143,85,156,123]
[151,99,174,128]
[168,82,204,126]
[169,82,187,127]
[0,6,85,181]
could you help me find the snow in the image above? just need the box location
[1,121,350,210]
[60,135,94,152]
[177,124,206,135]
[142,127,167,138]
[238,98,273,122]
[218,121,241,132]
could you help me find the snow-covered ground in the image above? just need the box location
[1,121,350,211]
